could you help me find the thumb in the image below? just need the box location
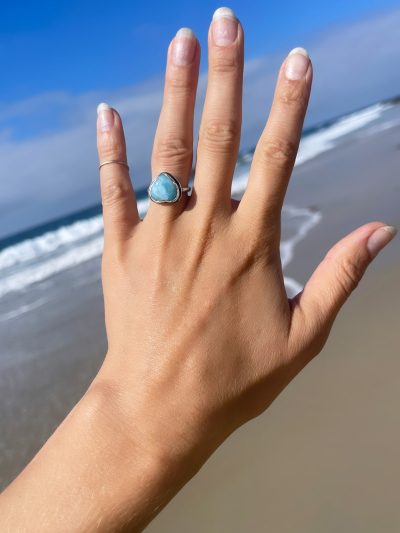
[290,222,397,350]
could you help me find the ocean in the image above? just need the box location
[1,98,399,323]
[1,95,400,492]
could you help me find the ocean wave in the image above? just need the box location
[0,215,103,271]
[0,100,391,301]
[296,102,392,166]
[0,237,104,299]
[0,205,320,300]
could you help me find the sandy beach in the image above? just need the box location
[1,112,399,531]
[147,121,400,532]
[147,261,400,533]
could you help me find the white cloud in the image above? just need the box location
[0,7,399,239]
[0,91,71,122]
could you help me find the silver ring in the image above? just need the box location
[99,160,130,171]
[148,172,191,204]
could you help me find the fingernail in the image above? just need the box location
[212,7,238,46]
[367,225,397,258]
[285,47,310,80]
[97,102,114,132]
[172,28,197,66]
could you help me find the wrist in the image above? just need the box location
[81,379,176,474]
[78,377,206,529]
[92,356,226,466]
[84,373,212,466]
[48,380,193,531]
[1,379,186,533]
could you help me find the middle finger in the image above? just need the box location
[149,28,200,221]
[193,7,244,213]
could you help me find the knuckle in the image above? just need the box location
[336,256,365,296]
[258,137,297,169]
[201,119,240,154]
[250,236,277,266]
[101,179,132,207]
[278,80,307,108]
[99,134,124,161]
[191,217,218,254]
[211,50,239,74]
[236,223,279,268]
[166,73,194,93]
[155,137,193,167]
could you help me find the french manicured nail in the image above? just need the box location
[172,28,197,66]
[285,47,310,80]
[367,225,397,258]
[97,102,114,132]
[212,7,238,46]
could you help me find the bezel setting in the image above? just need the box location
[148,172,183,204]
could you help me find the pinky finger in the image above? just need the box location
[97,103,139,244]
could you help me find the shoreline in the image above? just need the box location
[1,118,399,532]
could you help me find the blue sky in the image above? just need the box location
[2,0,398,102]
[1,1,400,237]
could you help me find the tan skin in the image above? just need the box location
[0,9,396,532]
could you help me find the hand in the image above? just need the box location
[1,8,396,532]
[95,9,395,461]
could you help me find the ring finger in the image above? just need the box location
[149,28,200,221]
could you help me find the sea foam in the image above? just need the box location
[0,101,392,303]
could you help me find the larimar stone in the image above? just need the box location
[149,173,180,203]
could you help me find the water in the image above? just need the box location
[0,98,399,321]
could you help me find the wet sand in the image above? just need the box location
[1,123,399,531]
[146,262,400,533]
[147,122,400,532]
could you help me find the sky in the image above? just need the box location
[1,0,400,238]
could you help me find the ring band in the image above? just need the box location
[148,172,191,204]
[99,160,130,171]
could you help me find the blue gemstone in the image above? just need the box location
[149,173,179,203]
